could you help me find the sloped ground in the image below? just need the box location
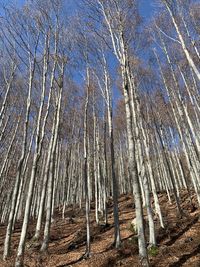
[0,191,200,267]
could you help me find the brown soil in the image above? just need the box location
[0,190,200,267]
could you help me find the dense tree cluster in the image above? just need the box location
[0,0,199,266]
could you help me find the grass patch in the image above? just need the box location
[148,245,159,257]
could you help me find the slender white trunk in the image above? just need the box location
[3,50,36,260]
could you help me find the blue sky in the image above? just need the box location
[1,0,155,20]
[139,0,155,20]
[0,0,155,99]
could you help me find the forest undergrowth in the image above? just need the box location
[0,190,200,267]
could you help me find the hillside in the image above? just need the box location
[0,191,200,267]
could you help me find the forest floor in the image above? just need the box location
[0,190,200,267]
